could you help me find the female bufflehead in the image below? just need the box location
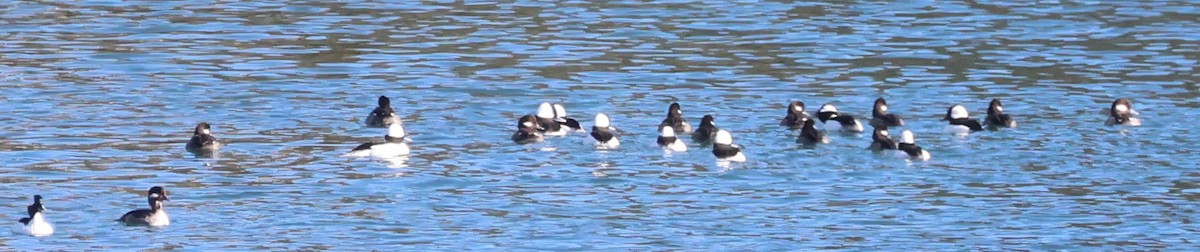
[589,113,619,149]
[536,102,570,136]
[657,126,688,152]
[869,98,905,128]
[118,186,170,227]
[943,104,984,135]
[658,103,693,134]
[816,104,865,133]
[896,130,931,161]
[512,114,545,144]
[552,104,584,133]
[779,101,811,129]
[14,195,53,237]
[712,130,746,162]
[1105,98,1141,126]
[346,122,410,158]
[984,99,1017,129]
[185,122,220,153]
[692,115,718,145]
[797,117,830,145]
[868,127,899,151]
[365,95,403,128]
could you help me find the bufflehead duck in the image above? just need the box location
[511,114,544,144]
[185,122,220,153]
[984,98,1017,129]
[816,104,865,133]
[365,95,403,128]
[658,103,693,134]
[589,113,619,149]
[536,102,570,136]
[345,122,411,158]
[1105,98,1141,126]
[943,104,984,135]
[779,101,811,129]
[657,126,688,152]
[797,117,830,145]
[552,104,584,133]
[692,115,718,145]
[868,127,899,151]
[869,98,905,128]
[118,186,170,227]
[896,130,931,161]
[712,130,746,162]
[13,195,53,237]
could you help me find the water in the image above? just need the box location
[1,0,1198,250]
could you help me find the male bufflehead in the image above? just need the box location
[118,186,170,227]
[552,103,584,133]
[869,98,905,128]
[943,104,984,135]
[589,113,620,149]
[896,130,931,161]
[868,127,899,151]
[365,95,403,128]
[345,122,410,158]
[984,98,1017,129]
[816,104,865,133]
[779,101,811,129]
[512,114,544,144]
[658,103,693,134]
[712,130,746,162]
[657,126,688,152]
[536,102,570,136]
[185,122,220,153]
[692,115,718,145]
[797,117,830,145]
[13,195,53,237]
[1105,98,1141,126]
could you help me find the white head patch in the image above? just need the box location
[660,126,675,137]
[553,104,567,118]
[900,130,915,144]
[522,121,533,127]
[714,130,734,145]
[201,129,211,135]
[387,123,407,138]
[994,105,1003,112]
[879,130,889,136]
[819,104,837,113]
[1114,104,1129,113]
[536,102,554,119]
[950,105,969,119]
[594,113,610,128]
[150,193,160,198]
[791,104,803,113]
[879,104,888,113]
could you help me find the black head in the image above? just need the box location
[873,98,890,116]
[517,114,541,130]
[988,99,1003,115]
[802,117,817,129]
[193,122,212,135]
[378,95,391,107]
[700,115,715,127]
[33,195,43,204]
[1111,98,1134,116]
[146,186,169,210]
[28,195,45,215]
[667,103,682,117]
[789,101,805,114]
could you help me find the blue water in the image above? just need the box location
[2,0,1199,250]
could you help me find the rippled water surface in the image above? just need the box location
[2,0,1199,250]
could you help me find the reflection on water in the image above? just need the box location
[2,0,1199,250]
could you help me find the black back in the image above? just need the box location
[656,136,677,147]
[949,118,984,131]
[692,115,717,144]
[537,117,562,133]
[898,143,924,157]
[590,126,614,142]
[712,143,741,159]
[19,195,43,225]
[351,142,377,151]
[870,128,898,150]
[797,119,825,144]
[658,103,687,133]
[562,118,582,131]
